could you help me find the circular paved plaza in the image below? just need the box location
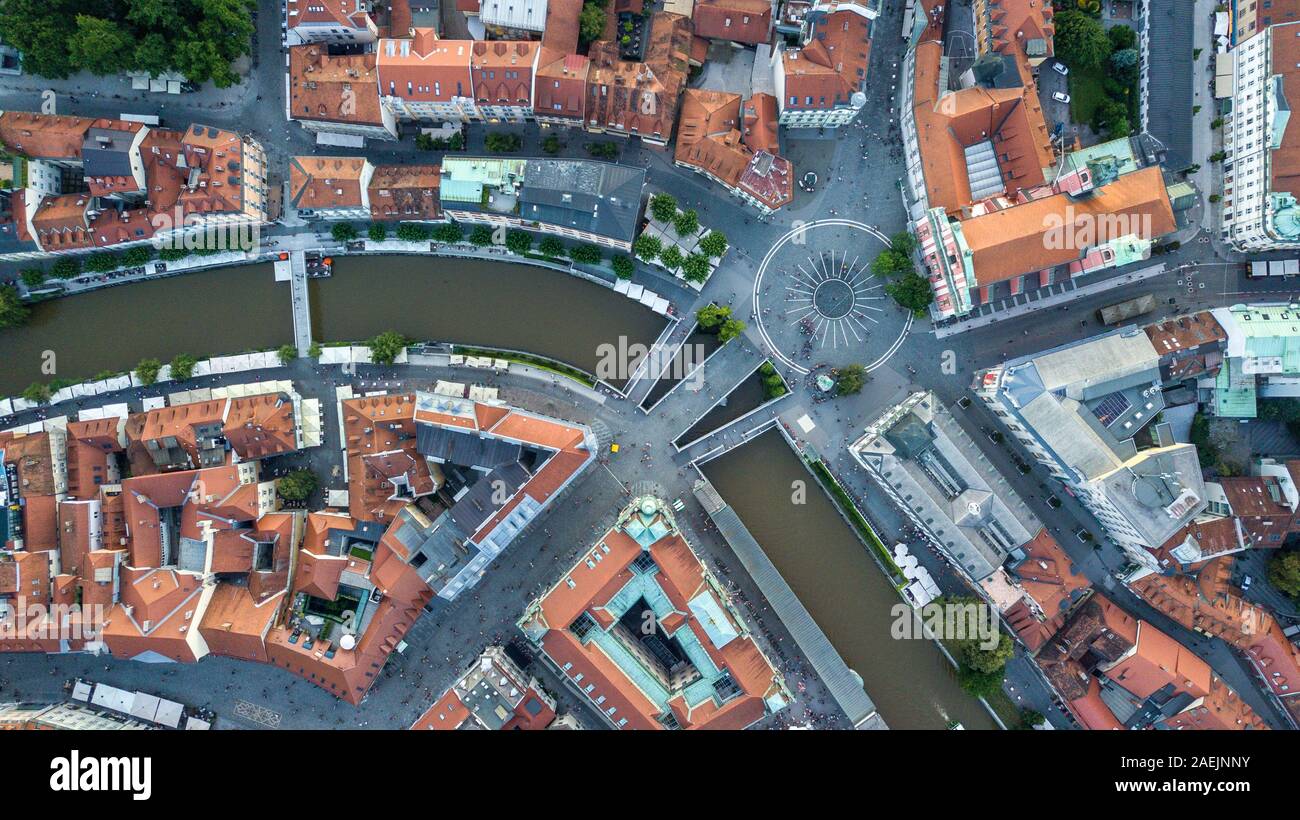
[752,219,912,374]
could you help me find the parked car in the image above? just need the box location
[1052,91,1071,104]
[1052,62,1069,76]
[1242,574,1254,592]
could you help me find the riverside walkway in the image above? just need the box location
[693,477,888,730]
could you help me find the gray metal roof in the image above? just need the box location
[518,159,646,244]
[417,423,523,469]
[82,128,136,178]
[447,462,530,535]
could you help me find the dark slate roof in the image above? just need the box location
[447,462,531,537]
[81,128,137,178]
[1144,2,1194,168]
[416,423,523,469]
[518,159,646,244]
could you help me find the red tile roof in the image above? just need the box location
[693,0,773,44]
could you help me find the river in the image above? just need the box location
[702,429,998,730]
[0,256,668,396]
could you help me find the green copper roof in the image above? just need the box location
[1215,357,1258,418]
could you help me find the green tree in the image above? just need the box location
[759,362,786,399]
[836,363,866,395]
[1107,23,1137,51]
[86,252,119,273]
[469,225,495,246]
[570,243,602,265]
[277,468,319,502]
[698,231,728,258]
[136,358,163,386]
[956,664,1005,699]
[1110,47,1139,71]
[538,236,565,258]
[368,223,388,242]
[1054,9,1110,69]
[277,344,297,365]
[432,223,463,243]
[885,270,934,316]
[871,248,911,278]
[672,208,699,237]
[368,330,410,366]
[169,352,198,380]
[890,231,917,256]
[505,229,533,255]
[579,1,606,43]
[718,318,746,343]
[50,257,80,279]
[484,132,522,152]
[611,255,635,279]
[633,233,662,261]
[649,193,678,223]
[696,304,732,330]
[541,134,563,155]
[1268,550,1300,598]
[659,245,684,270]
[331,222,358,243]
[21,382,52,404]
[1017,709,1046,730]
[68,15,133,75]
[0,285,30,329]
[0,0,74,77]
[308,341,323,358]
[399,222,434,242]
[960,632,1015,675]
[20,269,46,289]
[681,253,711,283]
[122,245,154,266]
[366,330,405,366]
[585,141,619,159]
[133,31,173,75]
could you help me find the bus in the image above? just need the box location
[118,113,161,126]
[1097,293,1158,325]
[1246,259,1299,278]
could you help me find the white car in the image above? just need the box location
[1052,91,1071,104]
[1052,62,1069,76]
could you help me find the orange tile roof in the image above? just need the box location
[198,582,280,662]
[1271,24,1300,196]
[960,166,1175,284]
[368,163,441,221]
[1157,675,1269,730]
[1104,620,1213,701]
[692,0,773,44]
[675,89,794,211]
[470,40,535,108]
[782,8,871,111]
[980,0,1054,61]
[584,13,693,143]
[535,48,589,121]
[289,46,387,128]
[910,41,1054,215]
[524,500,786,729]
[341,394,434,523]
[290,156,369,211]
[378,29,474,103]
[287,0,372,29]
[540,0,583,54]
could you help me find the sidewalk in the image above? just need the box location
[934,263,1168,337]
